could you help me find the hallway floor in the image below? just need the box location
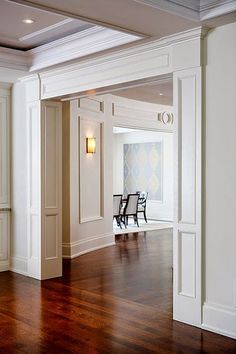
[0,229,236,353]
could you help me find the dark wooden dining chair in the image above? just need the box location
[113,194,123,228]
[121,193,139,228]
[136,191,148,223]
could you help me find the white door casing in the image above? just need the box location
[23,27,205,326]
[25,77,62,279]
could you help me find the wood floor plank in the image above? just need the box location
[0,229,235,353]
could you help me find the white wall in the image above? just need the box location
[113,130,173,221]
[203,22,236,338]
[11,82,28,274]
[62,96,114,258]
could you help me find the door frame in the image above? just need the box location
[23,26,206,327]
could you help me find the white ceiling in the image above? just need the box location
[0,0,93,49]
[7,0,199,38]
[2,0,236,52]
[114,80,173,106]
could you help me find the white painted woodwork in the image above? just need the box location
[0,83,11,272]
[39,27,206,100]
[25,77,62,279]
[41,102,62,279]
[66,97,114,259]
[0,212,9,271]
[111,94,173,132]
[0,85,10,208]
[21,28,204,330]
[27,99,41,279]
[173,67,202,326]
[79,117,104,223]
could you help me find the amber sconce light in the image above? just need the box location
[86,137,96,153]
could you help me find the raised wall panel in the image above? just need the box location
[41,102,62,279]
[0,213,8,261]
[179,75,196,224]
[178,232,196,298]
[0,95,10,207]
[173,67,201,326]
[27,101,41,279]
[44,214,58,260]
[79,117,104,223]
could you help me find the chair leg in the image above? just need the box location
[136,214,139,227]
[122,215,127,228]
[144,210,147,223]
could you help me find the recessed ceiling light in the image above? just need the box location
[22,18,35,24]
[159,93,164,96]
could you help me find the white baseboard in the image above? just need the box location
[0,260,9,272]
[10,256,28,276]
[62,232,115,259]
[202,302,236,339]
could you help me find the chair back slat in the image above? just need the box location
[124,194,139,215]
[113,194,122,216]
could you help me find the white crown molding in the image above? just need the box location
[0,46,29,71]
[133,0,236,21]
[200,0,236,20]
[28,26,141,71]
[134,0,200,20]
[0,26,208,77]
[0,26,141,74]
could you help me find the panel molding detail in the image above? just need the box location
[79,117,104,223]
[41,101,62,279]
[173,67,202,326]
[178,74,197,225]
[111,95,173,132]
[178,231,196,298]
[27,100,41,279]
[0,87,10,208]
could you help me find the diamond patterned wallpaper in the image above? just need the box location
[123,142,163,200]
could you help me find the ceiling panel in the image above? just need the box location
[0,0,93,49]
[114,80,173,106]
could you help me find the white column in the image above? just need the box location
[0,83,11,272]
[25,76,62,279]
[173,67,202,326]
[41,101,62,279]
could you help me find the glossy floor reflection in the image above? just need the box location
[0,229,236,353]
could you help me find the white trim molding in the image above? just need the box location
[202,302,236,339]
[133,0,236,21]
[62,232,115,259]
[39,27,208,100]
[0,26,141,74]
[28,26,141,72]
[10,256,28,276]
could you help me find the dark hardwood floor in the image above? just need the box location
[0,229,236,353]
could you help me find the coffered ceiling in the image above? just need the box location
[0,0,94,50]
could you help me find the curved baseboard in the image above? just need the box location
[62,232,115,259]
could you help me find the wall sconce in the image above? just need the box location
[86,137,96,154]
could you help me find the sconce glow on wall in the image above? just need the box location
[86,137,96,153]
